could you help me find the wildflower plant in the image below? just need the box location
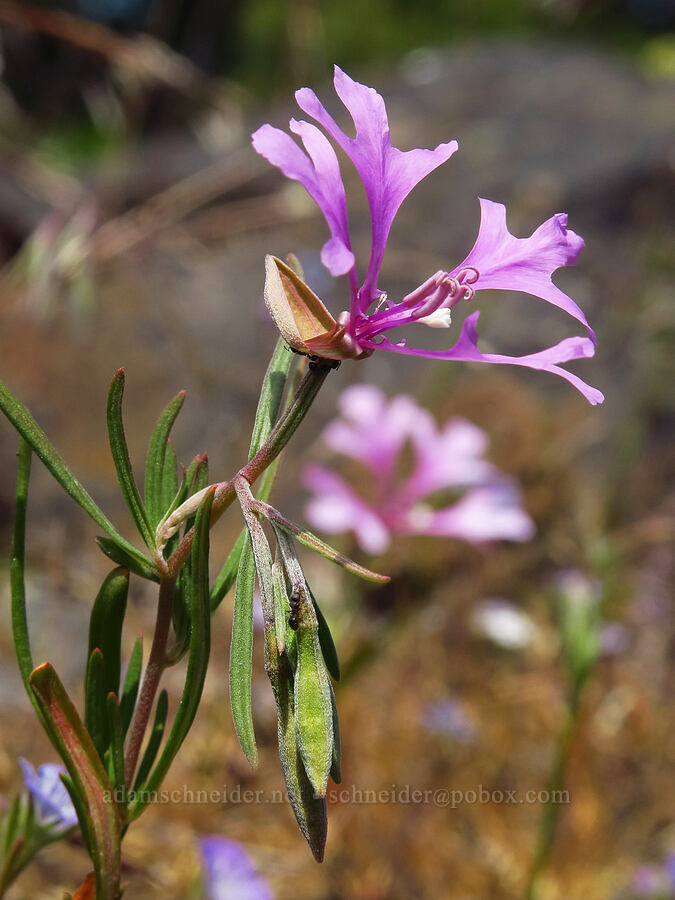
[0,67,601,897]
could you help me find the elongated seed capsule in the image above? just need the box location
[263,626,327,861]
[294,596,333,798]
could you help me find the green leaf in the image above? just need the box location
[144,391,185,529]
[60,773,93,856]
[9,440,44,725]
[106,694,126,805]
[106,370,155,549]
[88,568,129,699]
[265,506,389,583]
[129,487,214,820]
[133,690,168,791]
[272,560,288,655]
[95,538,158,582]
[310,588,340,682]
[84,649,109,761]
[248,338,294,458]
[228,534,258,767]
[328,680,341,785]
[210,528,246,612]
[0,378,148,569]
[30,663,122,900]
[119,637,143,738]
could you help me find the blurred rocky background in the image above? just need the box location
[0,0,673,897]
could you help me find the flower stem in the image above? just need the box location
[124,575,176,789]
[165,361,332,577]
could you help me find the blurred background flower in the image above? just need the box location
[303,384,535,553]
[199,836,273,900]
[19,759,78,833]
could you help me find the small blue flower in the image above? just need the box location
[421,698,478,745]
[200,836,273,900]
[19,759,78,831]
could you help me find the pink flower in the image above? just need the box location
[253,66,603,405]
[303,385,535,553]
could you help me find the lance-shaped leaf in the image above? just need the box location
[119,637,143,738]
[106,694,126,805]
[106,370,155,549]
[96,537,159,582]
[328,679,341,785]
[88,568,129,700]
[0,380,153,575]
[308,585,340,682]
[210,528,247,613]
[30,663,122,900]
[258,498,389,583]
[228,534,258,767]
[144,390,186,529]
[272,559,289,655]
[84,649,109,762]
[9,440,44,727]
[128,487,214,820]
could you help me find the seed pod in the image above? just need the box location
[293,595,333,798]
[264,255,367,360]
[264,627,327,861]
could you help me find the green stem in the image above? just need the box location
[124,576,176,789]
[166,361,331,577]
[522,688,581,900]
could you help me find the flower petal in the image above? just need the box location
[452,199,595,342]
[303,464,391,553]
[411,483,536,543]
[365,310,604,405]
[297,66,458,308]
[251,121,354,277]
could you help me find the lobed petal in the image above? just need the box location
[251,121,354,277]
[297,66,458,309]
[452,199,595,342]
[364,311,604,405]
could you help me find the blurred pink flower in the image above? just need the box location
[303,384,535,553]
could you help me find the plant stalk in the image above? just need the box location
[124,575,176,789]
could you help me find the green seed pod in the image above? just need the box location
[264,627,327,861]
[293,595,333,798]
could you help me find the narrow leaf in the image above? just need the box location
[84,649,108,761]
[119,637,143,738]
[9,440,44,724]
[328,680,341,785]
[106,694,126,805]
[88,568,129,699]
[210,528,246,612]
[95,537,158,582]
[129,488,214,820]
[0,378,148,567]
[310,589,340,682]
[262,502,389,583]
[228,534,258,766]
[106,370,155,549]
[144,390,185,528]
[30,663,121,900]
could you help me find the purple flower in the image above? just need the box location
[303,384,535,553]
[200,836,273,900]
[19,759,78,831]
[253,66,603,405]
[422,699,478,744]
